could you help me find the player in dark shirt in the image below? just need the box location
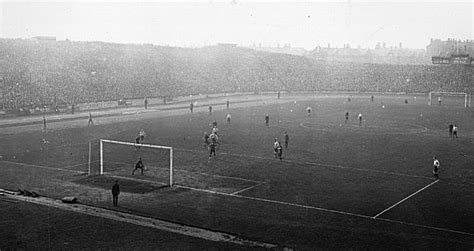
[203,132,210,148]
[265,114,269,126]
[132,158,145,175]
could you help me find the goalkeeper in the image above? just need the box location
[132,157,145,175]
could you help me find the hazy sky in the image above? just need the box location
[1,0,472,49]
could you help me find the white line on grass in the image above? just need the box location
[231,182,265,195]
[173,183,373,219]
[106,160,262,183]
[372,179,440,219]
[174,183,474,237]
[0,160,85,174]
[376,217,474,237]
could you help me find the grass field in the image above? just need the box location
[1,93,473,249]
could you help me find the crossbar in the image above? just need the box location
[101,139,172,150]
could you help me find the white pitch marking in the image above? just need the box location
[173,184,372,219]
[376,217,474,237]
[231,182,265,195]
[105,160,261,184]
[1,160,85,174]
[372,179,440,219]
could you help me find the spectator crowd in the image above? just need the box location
[0,38,472,111]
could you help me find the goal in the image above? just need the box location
[428,92,471,108]
[99,139,174,187]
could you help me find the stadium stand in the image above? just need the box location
[0,38,472,114]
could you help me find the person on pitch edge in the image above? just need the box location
[433,157,440,179]
[112,180,120,206]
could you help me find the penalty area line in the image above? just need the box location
[175,182,474,237]
[173,184,372,219]
[373,179,440,219]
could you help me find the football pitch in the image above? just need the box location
[1,93,473,249]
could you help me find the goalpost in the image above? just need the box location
[99,139,174,187]
[428,91,470,108]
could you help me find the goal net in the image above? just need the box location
[428,92,470,108]
[99,139,174,187]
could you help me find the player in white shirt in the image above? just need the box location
[273,138,282,161]
[226,114,231,124]
[208,132,219,160]
[212,126,219,135]
[452,124,458,139]
[306,107,312,117]
[358,113,363,125]
[138,129,146,143]
[433,157,440,179]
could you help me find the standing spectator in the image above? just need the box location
[277,91,281,99]
[190,102,194,113]
[71,103,75,114]
[345,111,349,123]
[144,97,148,109]
[226,99,230,109]
[209,105,212,115]
[88,112,94,126]
[112,180,120,206]
[265,114,269,126]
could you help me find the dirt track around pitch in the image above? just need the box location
[0,190,279,249]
